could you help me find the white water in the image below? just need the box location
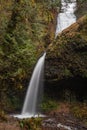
[13,53,46,118]
[55,0,77,37]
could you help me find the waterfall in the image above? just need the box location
[13,52,46,118]
[22,52,46,116]
[55,0,77,37]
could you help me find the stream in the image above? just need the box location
[55,0,77,37]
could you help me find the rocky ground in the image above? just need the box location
[0,114,87,130]
[42,114,87,130]
[0,103,87,130]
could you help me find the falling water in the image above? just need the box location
[22,53,46,115]
[22,52,46,116]
[55,0,77,37]
[13,53,46,118]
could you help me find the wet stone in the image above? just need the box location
[42,118,57,128]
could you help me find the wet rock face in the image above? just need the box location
[44,77,87,101]
[45,15,87,101]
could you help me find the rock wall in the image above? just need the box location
[45,15,87,101]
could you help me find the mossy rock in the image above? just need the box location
[46,15,87,81]
[44,15,87,101]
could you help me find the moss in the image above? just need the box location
[46,15,87,80]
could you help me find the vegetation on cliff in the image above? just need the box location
[0,0,87,129]
[76,0,87,18]
[0,0,87,116]
[45,15,87,102]
[0,0,61,112]
[46,15,87,79]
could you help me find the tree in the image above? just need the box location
[0,0,37,111]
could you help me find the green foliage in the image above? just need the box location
[40,0,61,9]
[77,0,87,3]
[0,0,59,111]
[0,0,13,41]
[41,98,58,113]
[76,0,87,18]
[70,103,87,120]
[19,117,42,130]
[48,26,87,80]
[0,0,38,111]
[0,110,7,122]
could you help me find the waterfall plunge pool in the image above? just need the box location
[12,113,46,119]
